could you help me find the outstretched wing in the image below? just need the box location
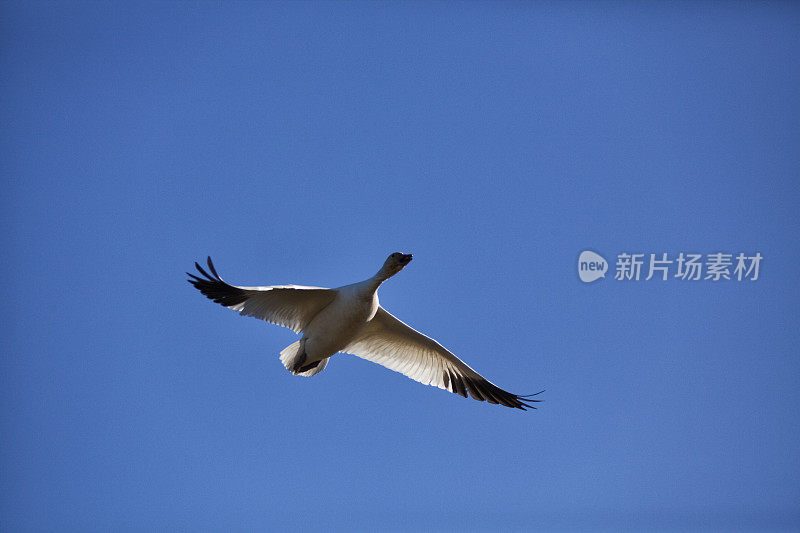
[187,257,336,333]
[343,307,542,410]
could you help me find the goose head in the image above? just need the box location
[377,252,413,280]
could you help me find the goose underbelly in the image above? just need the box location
[303,294,377,360]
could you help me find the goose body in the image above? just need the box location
[301,280,380,369]
[187,253,541,410]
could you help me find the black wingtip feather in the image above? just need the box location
[445,373,543,410]
[206,256,221,279]
[448,370,468,398]
[187,257,249,308]
[464,379,486,402]
[194,261,212,280]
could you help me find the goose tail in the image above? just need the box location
[279,340,329,377]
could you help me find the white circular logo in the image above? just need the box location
[578,250,607,283]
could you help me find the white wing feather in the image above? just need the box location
[188,258,336,333]
[343,307,540,409]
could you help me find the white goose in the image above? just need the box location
[187,253,541,410]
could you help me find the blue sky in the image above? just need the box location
[2,2,799,531]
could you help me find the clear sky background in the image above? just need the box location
[2,2,799,531]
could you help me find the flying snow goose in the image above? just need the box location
[187,253,542,410]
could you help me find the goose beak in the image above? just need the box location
[400,254,413,265]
